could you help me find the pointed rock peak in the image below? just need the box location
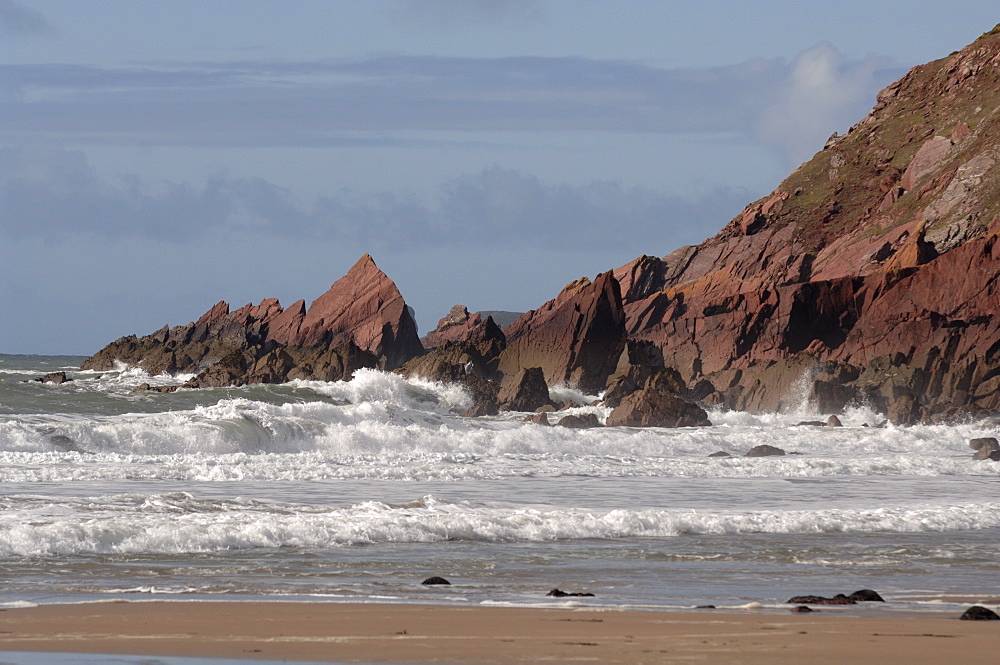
[349,253,379,274]
[196,300,230,326]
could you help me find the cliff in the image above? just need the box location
[610,26,1000,419]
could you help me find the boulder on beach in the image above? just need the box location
[959,605,1000,620]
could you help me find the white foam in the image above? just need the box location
[2,492,998,557]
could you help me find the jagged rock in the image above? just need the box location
[888,393,922,426]
[497,367,550,412]
[81,255,420,386]
[499,272,626,393]
[557,413,601,429]
[606,388,710,428]
[959,605,1000,620]
[746,445,786,457]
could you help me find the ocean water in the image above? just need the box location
[1,353,999,614]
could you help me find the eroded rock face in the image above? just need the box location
[499,272,626,393]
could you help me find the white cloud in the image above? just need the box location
[756,43,892,164]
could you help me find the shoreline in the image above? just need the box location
[0,601,997,664]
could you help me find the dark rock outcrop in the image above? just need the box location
[606,388,710,428]
[959,605,1000,620]
[746,445,786,457]
[557,413,602,429]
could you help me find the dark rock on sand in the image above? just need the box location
[959,605,1000,620]
[790,606,815,613]
[848,589,885,602]
[786,594,855,605]
[746,445,786,457]
[546,588,594,597]
[421,576,451,585]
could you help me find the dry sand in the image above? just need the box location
[0,601,997,664]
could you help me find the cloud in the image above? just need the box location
[0,49,902,159]
[0,146,746,251]
[0,0,52,36]
[756,43,893,163]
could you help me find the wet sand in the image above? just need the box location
[0,601,997,664]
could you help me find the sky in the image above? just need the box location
[2,1,998,354]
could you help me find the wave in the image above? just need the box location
[2,493,998,556]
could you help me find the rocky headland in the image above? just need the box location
[82,27,1000,426]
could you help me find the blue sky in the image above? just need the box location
[2,1,997,354]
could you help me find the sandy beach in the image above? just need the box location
[0,601,997,664]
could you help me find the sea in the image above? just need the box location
[1,353,998,616]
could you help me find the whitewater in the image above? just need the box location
[1,354,998,613]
